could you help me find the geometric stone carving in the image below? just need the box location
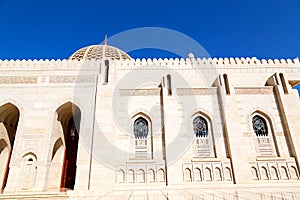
[49,75,96,83]
[0,76,37,84]
[116,163,165,184]
[235,87,273,95]
[176,88,217,96]
[195,138,211,157]
[119,89,160,96]
[182,161,232,182]
[249,161,299,181]
[256,138,274,156]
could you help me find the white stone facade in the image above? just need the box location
[0,44,300,199]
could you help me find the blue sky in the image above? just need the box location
[0,0,300,92]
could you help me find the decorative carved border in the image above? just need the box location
[0,76,37,84]
[0,75,96,84]
[49,75,96,83]
[176,88,217,96]
[119,89,160,96]
[235,87,273,95]
[249,159,299,181]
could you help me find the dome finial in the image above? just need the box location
[104,35,108,45]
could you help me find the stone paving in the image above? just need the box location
[97,188,300,200]
[1,186,300,199]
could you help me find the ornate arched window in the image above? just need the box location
[134,117,149,158]
[193,116,208,137]
[251,113,277,156]
[134,117,148,139]
[193,115,214,157]
[252,115,268,137]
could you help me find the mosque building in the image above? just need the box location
[0,43,300,199]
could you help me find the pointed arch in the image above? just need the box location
[20,153,37,190]
[148,169,155,182]
[0,103,20,147]
[137,169,145,183]
[270,166,279,180]
[204,167,212,181]
[157,168,165,182]
[132,112,152,159]
[214,167,222,181]
[251,167,259,180]
[134,117,148,139]
[191,111,215,157]
[127,169,135,183]
[252,115,268,137]
[224,167,232,181]
[260,166,269,180]
[132,112,152,124]
[280,166,289,180]
[290,166,299,179]
[193,116,208,137]
[51,138,64,161]
[0,103,20,191]
[194,168,202,181]
[250,111,278,156]
[246,109,277,131]
[184,168,192,181]
[47,102,81,190]
[117,169,125,183]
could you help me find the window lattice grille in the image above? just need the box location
[252,115,268,137]
[193,116,208,137]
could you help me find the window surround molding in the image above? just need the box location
[131,113,153,159]
[249,111,278,157]
[190,111,216,158]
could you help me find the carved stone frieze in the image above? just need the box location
[49,75,96,83]
[176,88,217,96]
[235,87,273,95]
[119,89,160,96]
[0,76,37,84]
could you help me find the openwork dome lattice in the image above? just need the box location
[69,44,131,61]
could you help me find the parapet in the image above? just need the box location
[0,57,299,71]
[114,57,300,69]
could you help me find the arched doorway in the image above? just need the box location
[56,102,81,190]
[0,103,20,192]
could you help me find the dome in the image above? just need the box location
[69,44,131,61]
